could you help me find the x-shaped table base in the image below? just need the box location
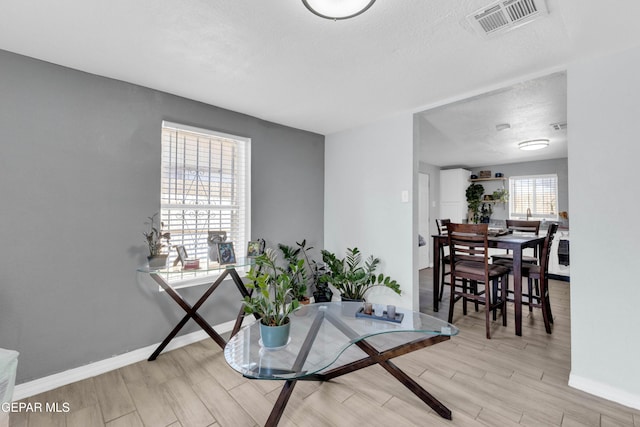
[259,310,452,427]
[148,268,254,361]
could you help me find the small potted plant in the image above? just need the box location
[466,183,485,224]
[278,242,310,304]
[143,213,170,269]
[319,247,401,302]
[243,248,300,348]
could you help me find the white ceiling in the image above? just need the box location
[417,72,567,168]
[2,0,640,137]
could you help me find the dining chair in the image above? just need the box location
[435,218,451,301]
[498,223,558,334]
[491,219,541,265]
[447,223,510,339]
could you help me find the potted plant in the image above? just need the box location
[278,242,310,304]
[480,202,493,223]
[319,247,401,301]
[279,239,331,303]
[243,248,300,348]
[492,188,509,204]
[143,213,170,269]
[466,183,485,224]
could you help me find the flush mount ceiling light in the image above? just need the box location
[518,139,549,151]
[302,0,376,20]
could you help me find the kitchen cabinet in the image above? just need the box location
[439,168,470,223]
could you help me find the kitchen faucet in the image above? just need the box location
[526,208,532,220]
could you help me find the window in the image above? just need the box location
[161,121,250,273]
[509,174,558,221]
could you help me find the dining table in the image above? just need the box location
[432,232,545,336]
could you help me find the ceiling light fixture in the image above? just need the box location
[302,0,376,20]
[518,139,549,151]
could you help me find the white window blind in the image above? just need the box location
[509,174,558,220]
[161,121,250,269]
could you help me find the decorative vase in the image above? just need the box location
[313,289,333,303]
[147,254,168,269]
[260,319,290,348]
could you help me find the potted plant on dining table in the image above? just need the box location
[243,248,300,348]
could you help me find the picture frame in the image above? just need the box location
[246,239,265,258]
[173,245,188,266]
[217,241,236,265]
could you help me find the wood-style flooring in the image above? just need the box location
[9,271,640,426]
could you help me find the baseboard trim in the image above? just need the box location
[12,320,236,401]
[569,373,640,411]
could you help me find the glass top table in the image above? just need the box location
[224,302,458,426]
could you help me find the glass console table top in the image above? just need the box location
[137,258,255,281]
[224,302,458,380]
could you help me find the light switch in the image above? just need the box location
[401,190,409,203]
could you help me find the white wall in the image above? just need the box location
[325,113,417,310]
[568,45,640,408]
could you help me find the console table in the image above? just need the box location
[224,302,458,426]
[138,260,256,361]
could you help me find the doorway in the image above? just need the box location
[418,173,430,269]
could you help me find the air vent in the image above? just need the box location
[550,121,567,131]
[467,0,548,37]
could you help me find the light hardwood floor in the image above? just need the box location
[9,274,640,427]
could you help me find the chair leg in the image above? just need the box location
[528,278,534,312]
[438,248,447,302]
[447,281,456,324]
[471,280,479,312]
[543,277,554,325]
[501,274,508,326]
[484,284,492,339]
[492,278,498,321]
[540,288,552,334]
[462,279,468,316]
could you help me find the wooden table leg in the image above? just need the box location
[513,249,523,336]
[147,268,252,360]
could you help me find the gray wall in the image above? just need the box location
[0,50,324,383]
[468,158,569,222]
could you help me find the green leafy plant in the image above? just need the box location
[492,188,509,204]
[143,213,170,257]
[278,239,328,302]
[243,248,300,326]
[466,183,485,224]
[319,247,401,301]
[278,242,309,302]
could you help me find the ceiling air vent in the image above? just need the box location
[467,0,549,37]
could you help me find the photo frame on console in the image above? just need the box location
[246,239,265,258]
[173,245,188,266]
[217,242,236,265]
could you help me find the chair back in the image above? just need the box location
[447,223,490,282]
[539,223,559,275]
[436,218,451,235]
[506,220,541,235]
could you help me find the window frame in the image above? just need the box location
[508,173,559,222]
[159,121,251,287]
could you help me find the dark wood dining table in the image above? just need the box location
[432,232,545,336]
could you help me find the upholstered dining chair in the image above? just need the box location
[435,218,451,301]
[491,219,541,265]
[496,223,559,334]
[447,223,510,339]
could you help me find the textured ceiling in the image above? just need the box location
[418,72,567,168]
[2,0,640,136]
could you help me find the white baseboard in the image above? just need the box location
[569,373,640,411]
[12,320,236,401]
